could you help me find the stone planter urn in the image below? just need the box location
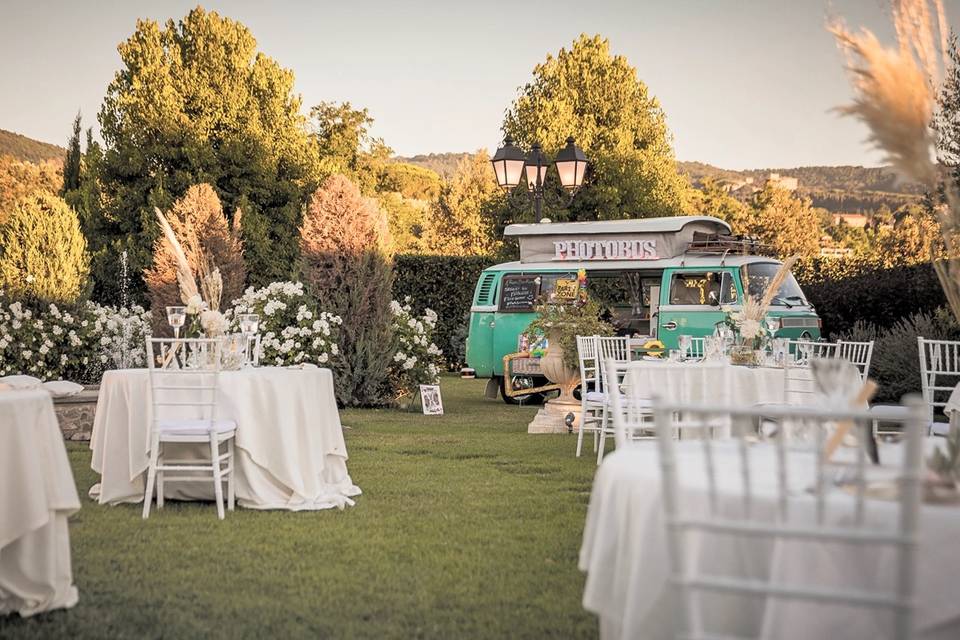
[528,327,583,434]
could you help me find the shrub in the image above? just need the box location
[841,309,960,404]
[226,282,340,367]
[144,184,246,335]
[0,295,150,383]
[388,299,444,401]
[393,254,492,369]
[300,175,395,406]
[0,193,89,303]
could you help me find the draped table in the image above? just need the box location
[627,359,793,406]
[89,366,361,511]
[0,389,80,617]
[579,442,960,640]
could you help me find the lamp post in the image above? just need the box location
[491,136,589,223]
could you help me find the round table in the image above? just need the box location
[89,366,361,511]
[579,441,960,640]
[0,389,80,617]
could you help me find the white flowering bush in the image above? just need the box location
[0,295,151,383]
[389,298,443,400]
[226,281,342,366]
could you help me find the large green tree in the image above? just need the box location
[424,150,500,256]
[82,7,319,301]
[935,33,960,187]
[740,185,823,258]
[502,34,693,223]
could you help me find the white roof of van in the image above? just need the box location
[503,215,731,237]
[485,254,781,272]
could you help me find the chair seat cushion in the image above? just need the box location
[157,418,236,435]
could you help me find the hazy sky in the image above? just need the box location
[1,0,957,169]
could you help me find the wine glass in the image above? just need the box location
[764,316,779,339]
[239,313,260,366]
[678,334,692,362]
[166,306,186,339]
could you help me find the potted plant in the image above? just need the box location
[524,280,613,403]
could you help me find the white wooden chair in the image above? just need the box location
[649,395,926,640]
[596,336,654,464]
[575,335,602,457]
[144,337,236,520]
[787,339,839,364]
[837,340,874,381]
[918,337,960,436]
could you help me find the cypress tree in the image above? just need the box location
[61,112,82,195]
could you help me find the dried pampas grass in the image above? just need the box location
[830,0,960,321]
[740,256,799,323]
[154,206,199,304]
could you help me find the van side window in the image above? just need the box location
[668,272,723,306]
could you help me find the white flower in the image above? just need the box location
[394,352,406,362]
[185,294,205,315]
[318,353,329,364]
[330,343,338,356]
[389,301,402,315]
[200,310,228,337]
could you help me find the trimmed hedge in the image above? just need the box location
[393,254,493,369]
[796,258,944,336]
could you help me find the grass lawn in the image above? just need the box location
[2,375,601,639]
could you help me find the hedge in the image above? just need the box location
[393,254,493,369]
[796,258,944,336]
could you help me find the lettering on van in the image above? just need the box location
[552,239,657,261]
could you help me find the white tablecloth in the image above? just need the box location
[627,360,790,406]
[579,443,960,640]
[89,367,361,511]
[0,389,80,616]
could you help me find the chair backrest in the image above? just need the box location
[145,337,223,430]
[836,340,874,381]
[782,354,816,405]
[648,395,926,640]
[576,335,600,393]
[787,339,839,363]
[918,337,960,422]
[597,336,631,397]
[684,336,706,361]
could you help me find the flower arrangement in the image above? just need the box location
[226,281,341,367]
[0,295,150,383]
[154,206,227,337]
[388,297,444,400]
[722,257,798,350]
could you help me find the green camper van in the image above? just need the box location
[464,216,821,403]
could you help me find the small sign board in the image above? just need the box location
[553,278,579,300]
[419,384,444,415]
[499,276,539,311]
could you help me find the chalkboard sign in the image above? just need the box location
[499,276,539,312]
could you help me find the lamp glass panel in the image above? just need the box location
[492,159,508,187]
[504,158,525,187]
[556,160,578,189]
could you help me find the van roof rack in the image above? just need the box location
[685,232,775,258]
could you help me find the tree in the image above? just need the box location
[143,184,246,334]
[379,162,441,201]
[86,7,319,302]
[300,175,394,406]
[935,33,960,187]
[874,203,943,266]
[378,191,429,254]
[0,193,89,302]
[310,101,391,194]
[61,112,82,195]
[688,178,749,228]
[0,156,62,223]
[502,34,694,223]
[740,185,823,257]
[423,151,500,256]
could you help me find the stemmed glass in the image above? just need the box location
[678,334,692,362]
[166,306,186,339]
[239,313,260,367]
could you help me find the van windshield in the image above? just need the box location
[742,263,807,306]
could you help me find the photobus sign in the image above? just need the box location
[553,239,657,261]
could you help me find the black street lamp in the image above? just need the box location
[491,136,589,222]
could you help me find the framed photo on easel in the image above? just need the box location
[419,384,443,415]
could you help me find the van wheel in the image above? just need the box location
[500,376,546,405]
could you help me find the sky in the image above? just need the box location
[1,0,958,170]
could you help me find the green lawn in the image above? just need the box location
[2,376,600,639]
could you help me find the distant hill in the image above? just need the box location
[678,161,927,214]
[394,152,474,178]
[0,129,65,164]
